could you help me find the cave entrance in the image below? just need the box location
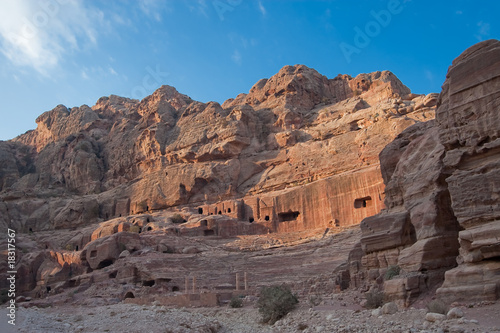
[278,211,300,222]
[124,291,135,299]
[172,286,180,292]
[96,259,114,269]
[204,229,215,236]
[142,280,155,287]
[198,207,203,214]
[354,196,372,209]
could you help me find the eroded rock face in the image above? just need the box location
[0,64,433,234]
[0,63,438,302]
[436,39,500,302]
[342,39,500,305]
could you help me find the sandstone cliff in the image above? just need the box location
[340,39,500,305]
[0,62,438,302]
[1,65,434,234]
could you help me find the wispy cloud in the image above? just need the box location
[231,49,242,65]
[81,68,90,80]
[0,0,103,75]
[138,0,165,21]
[424,69,434,85]
[257,1,267,17]
[188,0,209,17]
[475,21,491,41]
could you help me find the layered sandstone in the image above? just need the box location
[1,65,434,235]
[0,63,437,302]
[436,39,500,302]
[340,39,500,305]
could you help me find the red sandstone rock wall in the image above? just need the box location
[436,39,500,302]
[1,64,434,234]
[342,39,500,305]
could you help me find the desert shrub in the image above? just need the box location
[229,296,243,308]
[384,265,401,280]
[64,244,73,251]
[257,285,298,324]
[365,290,384,309]
[129,225,140,233]
[427,299,448,314]
[171,214,185,224]
[309,294,322,307]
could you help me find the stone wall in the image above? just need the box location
[340,39,500,305]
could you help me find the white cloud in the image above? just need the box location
[475,21,491,41]
[0,0,103,75]
[81,68,89,80]
[257,0,267,17]
[455,10,463,15]
[109,67,117,76]
[191,0,209,17]
[139,0,171,21]
[231,49,242,65]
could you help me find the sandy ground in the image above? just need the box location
[10,293,500,333]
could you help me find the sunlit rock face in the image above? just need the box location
[2,64,433,234]
[0,61,439,302]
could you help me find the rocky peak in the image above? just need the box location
[224,64,411,115]
[93,95,139,117]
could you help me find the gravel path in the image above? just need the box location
[13,299,500,333]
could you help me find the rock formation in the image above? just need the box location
[4,40,499,308]
[1,65,434,235]
[0,61,437,302]
[339,39,500,305]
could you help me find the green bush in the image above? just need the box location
[365,290,384,309]
[171,214,185,224]
[257,285,298,325]
[129,225,140,233]
[427,299,448,314]
[229,296,243,308]
[384,265,401,280]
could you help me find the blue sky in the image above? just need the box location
[0,0,498,141]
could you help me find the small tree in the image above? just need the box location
[257,285,298,324]
[229,296,243,308]
[384,265,401,280]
